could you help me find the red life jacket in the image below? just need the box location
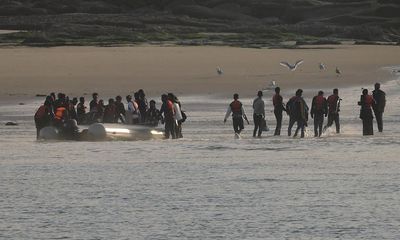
[230,100,242,114]
[364,95,374,108]
[54,107,67,121]
[315,95,325,111]
[327,95,338,113]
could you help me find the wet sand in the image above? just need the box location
[0,45,399,100]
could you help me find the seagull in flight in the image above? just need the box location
[216,66,223,75]
[280,60,304,71]
[336,67,342,77]
[319,62,326,71]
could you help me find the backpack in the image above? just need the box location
[34,105,47,121]
[181,111,187,123]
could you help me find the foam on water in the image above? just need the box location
[1,73,400,239]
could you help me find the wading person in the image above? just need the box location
[160,94,176,139]
[372,83,386,132]
[224,93,249,137]
[272,87,285,136]
[252,91,265,138]
[34,96,54,139]
[358,88,375,136]
[311,90,327,137]
[287,89,308,137]
[323,88,341,133]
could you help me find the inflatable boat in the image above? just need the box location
[39,122,165,141]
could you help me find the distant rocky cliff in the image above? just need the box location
[1,0,399,46]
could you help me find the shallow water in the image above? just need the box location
[1,78,400,239]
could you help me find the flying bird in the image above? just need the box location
[319,62,326,71]
[280,60,304,71]
[216,66,223,75]
[336,67,342,77]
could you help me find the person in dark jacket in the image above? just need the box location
[358,88,375,136]
[146,100,162,126]
[311,90,328,137]
[138,89,148,123]
[34,96,54,139]
[114,95,126,123]
[252,91,265,137]
[372,82,386,132]
[103,98,117,123]
[272,87,286,136]
[287,89,308,137]
[323,88,341,133]
[76,97,87,125]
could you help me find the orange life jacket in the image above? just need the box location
[54,107,67,121]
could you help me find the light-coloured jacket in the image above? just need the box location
[252,97,265,116]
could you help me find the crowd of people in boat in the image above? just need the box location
[34,89,186,139]
[224,82,386,138]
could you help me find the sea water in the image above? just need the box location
[1,77,400,239]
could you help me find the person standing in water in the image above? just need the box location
[287,89,308,138]
[323,88,341,133]
[311,90,328,137]
[358,88,375,136]
[372,82,386,132]
[224,93,249,136]
[34,96,54,139]
[252,91,265,137]
[272,87,286,136]
[160,94,176,139]
[76,97,87,125]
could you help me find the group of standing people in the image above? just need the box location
[224,82,385,138]
[34,90,186,139]
[358,83,386,135]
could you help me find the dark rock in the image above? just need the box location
[5,122,18,126]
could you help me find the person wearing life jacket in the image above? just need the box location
[323,88,341,134]
[372,82,386,133]
[53,100,69,128]
[160,94,176,139]
[273,87,286,136]
[311,90,328,137]
[34,96,54,139]
[224,93,249,135]
[115,95,126,123]
[145,100,162,126]
[358,88,376,135]
[103,98,117,123]
[76,97,87,125]
[168,93,184,138]
[252,91,265,137]
[288,89,308,138]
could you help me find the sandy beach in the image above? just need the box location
[0,45,399,100]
